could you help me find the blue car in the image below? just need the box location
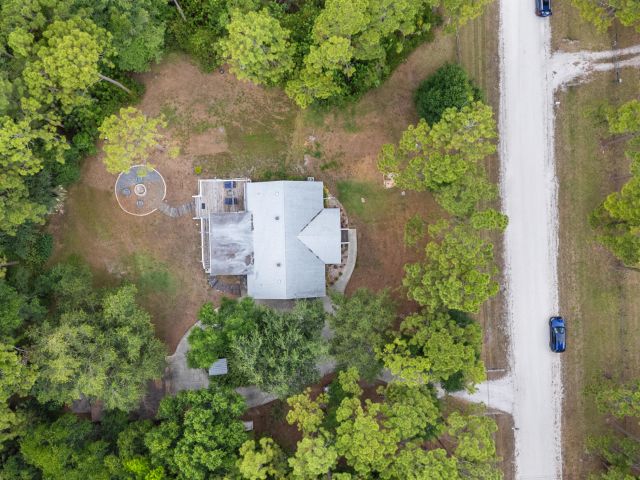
[536,0,552,17]
[549,316,566,352]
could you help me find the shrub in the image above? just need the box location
[415,63,483,124]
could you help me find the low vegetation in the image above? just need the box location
[585,377,640,479]
[590,99,640,267]
[569,0,640,32]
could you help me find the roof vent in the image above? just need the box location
[275,215,280,220]
[276,262,281,267]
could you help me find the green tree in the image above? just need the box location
[37,259,97,312]
[19,415,111,480]
[238,368,501,479]
[285,36,354,108]
[0,115,66,234]
[187,297,260,369]
[379,102,497,192]
[570,0,640,32]
[288,436,338,479]
[0,280,26,341]
[0,346,36,448]
[328,289,396,380]
[585,377,640,479]
[232,299,326,397]
[379,102,498,217]
[415,63,483,124]
[189,297,325,397]
[379,310,485,390]
[98,106,166,175]
[446,411,502,479]
[404,221,499,313]
[74,0,168,72]
[286,0,434,107]
[221,10,295,86]
[438,0,495,30]
[21,17,129,114]
[237,438,288,480]
[287,388,328,436]
[591,99,640,266]
[31,284,165,410]
[470,208,509,232]
[592,378,640,419]
[145,386,247,479]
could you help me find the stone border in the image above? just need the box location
[114,165,167,217]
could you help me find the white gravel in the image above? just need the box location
[499,1,563,478]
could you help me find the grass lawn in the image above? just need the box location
[550,4,640,478]
[556,66,640,478]
[336,180,396,224]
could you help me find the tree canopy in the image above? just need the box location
[378,101,498,218]
[237,368,502,479]
[221,10,295,86]
[570,0,640,32]
[188,297,326,397]
[98,107,166,175]
[379,310,485,391]
[404,221,500,313]
[590,99,640,267]
[586,377,640,479]
[328,289,396,380]
[31,281,165,411]
[415,63,483,124]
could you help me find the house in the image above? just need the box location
[193,179,343,299]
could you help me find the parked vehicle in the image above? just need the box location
[536,0,552,17]
[549,316,566,352]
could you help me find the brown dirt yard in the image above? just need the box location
[551,4,640,478]
[49,34,461,352]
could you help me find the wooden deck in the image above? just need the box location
[193,179,248,219]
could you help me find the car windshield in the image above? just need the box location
[555,327,565,334]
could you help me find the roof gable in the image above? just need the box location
[297,209,341,264]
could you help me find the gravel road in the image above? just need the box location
[499,1,563,478]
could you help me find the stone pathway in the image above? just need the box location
[158,199,195,218]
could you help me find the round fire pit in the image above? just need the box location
[115,165,166,216]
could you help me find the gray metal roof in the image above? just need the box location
[298,209,341,264]
[208,358,228,376]
[245,181,341,299]
[209,212,254,275]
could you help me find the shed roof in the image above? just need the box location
[208,358,228,376]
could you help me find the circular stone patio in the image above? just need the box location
[115,165,166,216]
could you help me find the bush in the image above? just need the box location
[415,63,483,124]
[167,0,236,71]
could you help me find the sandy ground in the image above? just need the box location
[499,1,563,478]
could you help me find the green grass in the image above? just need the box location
[556,69,640,477]
[125,252,177,297]
[336,180,395,223]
